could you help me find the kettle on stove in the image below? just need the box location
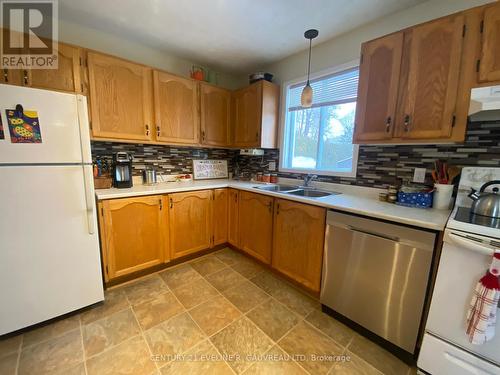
[468,180,500,218]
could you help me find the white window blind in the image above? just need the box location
[287,67,359,111]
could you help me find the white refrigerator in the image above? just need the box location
[0,84,104,335]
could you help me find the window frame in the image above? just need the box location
[278,60,360,178]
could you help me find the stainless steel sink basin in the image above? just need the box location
[286,189,338,198]
[253,184,299,192]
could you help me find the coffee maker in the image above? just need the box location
[112,152,133,188]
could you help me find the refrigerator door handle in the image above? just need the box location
[82,164,95,234]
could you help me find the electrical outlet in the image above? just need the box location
[413,168,426,183]
[268,161,276,171]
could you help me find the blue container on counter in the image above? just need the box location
[396,191,434,208]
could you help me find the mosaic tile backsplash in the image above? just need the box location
[91,119,500,189]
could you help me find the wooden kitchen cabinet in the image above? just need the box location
[354,12,466,143]
[232,80,279,148]
[200,82,231,146]
[354,33,403,142]
[87,52,153,141]
[272,199,326,292]
[99,195,168,281]
[479,2,500,83]
[212,188,228,246]
[168,190,212,259]
[153,70,199,145]
[228,188,239,247]
[26,43,83,93]
[238,191,273,264]
[397,14,464,140]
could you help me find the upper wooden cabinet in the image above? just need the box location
[232,80,279,148]
[87,52,153,141]
[354,33,403,142]
[228,189,239,247]
[168,190,212,259]
[200,83,231,147]
[98,195,168,282]
[354,13,466,143]
[272,199,325,292]
[398,14,464,140]
[27,43,83,93]
[479,3,500,83]
[238,191,273,264]
[153,71,199,144]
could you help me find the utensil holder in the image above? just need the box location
[433,183,454,209]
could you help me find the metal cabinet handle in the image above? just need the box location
[201,130,205,141]
[159,199,163,210]
[255,132,259,141]
[276,203,280,215]
[145,124,150,136]
[23,70,28,85]
[385,116,391,133]
[156,124,160,137]
[268,201,273,213]
[404,115,411,132]
[169,198,173,209]
[3,69,8,83]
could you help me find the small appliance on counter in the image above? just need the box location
[112,152,133,188]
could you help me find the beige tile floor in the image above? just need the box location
[0,248,416,375]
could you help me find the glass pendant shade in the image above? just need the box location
[301,82,313,108]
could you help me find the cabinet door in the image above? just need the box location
[87,52,153,141]
[480,3,500,82]
[238,191,273,264]
[153,71,199,144]
[27,43,82,93]
[213,188,228,246]
[200,83,231,146]
[272,199,326,292]
[399,15,464,139]
[0,29,26,86]
[354,33,403,142]
[169,190,212,259]
[233,83,262,147]
[228,189,239,247]
[100,195,168,281]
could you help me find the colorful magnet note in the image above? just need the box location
[6,107,42,143]
[0,115,4,140]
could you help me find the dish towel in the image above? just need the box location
[466,253,500,345]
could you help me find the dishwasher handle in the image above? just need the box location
[329,221,400,242]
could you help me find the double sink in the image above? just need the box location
[253,184,340,198]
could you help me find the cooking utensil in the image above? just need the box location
[447,166,461,184]
[468,180,500,218]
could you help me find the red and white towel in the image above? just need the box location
[466,253,500,345]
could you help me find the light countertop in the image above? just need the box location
[95,179,451,231]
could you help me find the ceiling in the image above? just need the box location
[59,0,426,74]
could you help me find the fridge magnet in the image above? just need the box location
[0,114,4,140]
[6,105,42,143]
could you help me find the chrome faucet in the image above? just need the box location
[303,174,318,187]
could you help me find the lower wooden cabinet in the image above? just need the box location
[272,199,326,292]
[213,188,228,246]
[168,190,212,259]
[228,189,239,247]
[99,195,168,281]
[238,191,274,264]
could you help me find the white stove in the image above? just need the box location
[418,167,500,375]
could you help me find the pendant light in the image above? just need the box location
[301,29,319,108]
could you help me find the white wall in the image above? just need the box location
[264,0,495,84]
[58,19,247,90]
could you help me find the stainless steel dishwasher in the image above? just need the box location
[320,210,436,354]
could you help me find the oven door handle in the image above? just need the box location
[447,231,498,256]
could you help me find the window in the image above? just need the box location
[280,63,359,177]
